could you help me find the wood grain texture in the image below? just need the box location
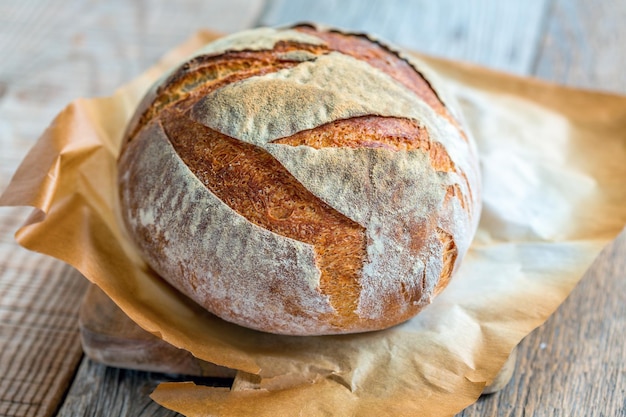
[533,0,626,93]
[56,359,231,417]
[259,0,551,74]
[0,0,266,158]
[57,360,179,417]
[0,241,87,417]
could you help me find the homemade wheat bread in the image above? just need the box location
[118,24,481,335]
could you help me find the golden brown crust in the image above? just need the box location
[161,107,366,328]
[118,25,480,335]
[126,47,324,146]
[292,24,466,140]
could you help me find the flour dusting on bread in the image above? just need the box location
[117,25,481,335]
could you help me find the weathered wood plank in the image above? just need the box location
[533,0,626,93]
[0,0,266,153]
[57,359,231,417]
[57,359,179,417]
[259,0,551,74]
[0,244,87,417]
[0,5,97,415]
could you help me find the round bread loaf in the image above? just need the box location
[118,24,481,336]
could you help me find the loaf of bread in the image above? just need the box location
[117,24,481,336]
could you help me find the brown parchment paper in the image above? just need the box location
[2,30,626,417]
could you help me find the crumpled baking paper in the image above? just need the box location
[1,30,625,417]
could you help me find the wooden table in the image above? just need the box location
[1,1,624,416]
